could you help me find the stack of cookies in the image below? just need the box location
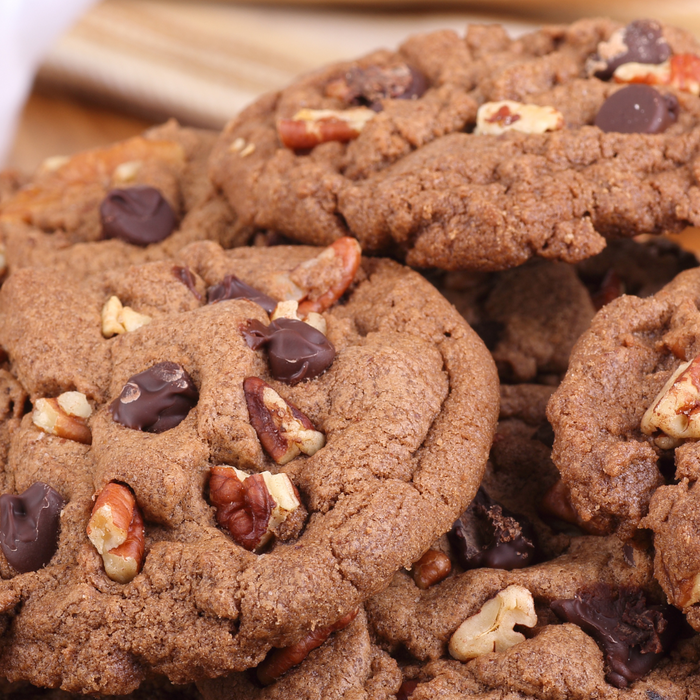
[0,15,699,700]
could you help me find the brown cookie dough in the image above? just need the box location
[0,241,498,693]
[197,608,401,700]
[211,18,700,271]
[0,121,245,278]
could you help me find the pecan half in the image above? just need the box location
[257,609,358,685]
[32,392,93,444]
[277,108,376,149]
[86,482,145,583]
[209,466,301,551]
[412,549,452,589]
[244,377,325,465]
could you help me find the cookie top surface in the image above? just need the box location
[0,240,498,693]
[547,265,700,627]
[365,409,697,699]
[210,18,700,271]
[0,121,243,279]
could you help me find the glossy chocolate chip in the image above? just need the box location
[101,186,177,246]
[172,265,203,302]
[449,488,537,570]
[110,361,198,433]
[207,275,277,314]
[0,482,65,573]
[243,318,336,385]
[595,19,671,80]
[551,585,682,688]
[595,85,678,134]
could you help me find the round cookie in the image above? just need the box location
[365,410,695,699]
[0,120,244,279]
[210,18,700,271]
[548,266,700,627]
[0,240,498,693]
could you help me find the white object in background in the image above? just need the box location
[0,0,97,165]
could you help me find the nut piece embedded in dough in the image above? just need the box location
[33,392,93,444]
[244,377,326,465]
[209,465,302,551]
[101,296,152,338]
[412,549,452,589]
[86,482,145,584]
[475,101,565,135]
[614,54,700,95]
[641,358,700,439]
[271,300,327,335]
[277,107,377,149]
[448,584,537,661]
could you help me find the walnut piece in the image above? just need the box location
[101,296,152,338]
[475,101,565,135]
[277,107,376,149]
[614,54,700,95]
[86,482,145,584]
[448,585,537,661]
[641,358,700,439]
[271,300,327,335]
[244,377,325,465]
[209,465,302,551]
[33,391,93,444]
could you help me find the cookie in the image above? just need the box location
[0,121,245,278]
[547,266,700,626]
[197,607,401,700]
[0,239,498,692]
[210,18,700,271]
[366,410,696,699]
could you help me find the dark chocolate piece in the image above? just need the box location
[330,64,427,111]
[110,361,198,433]
[551,584,681,688]
[243,318,335,385]
[449,488,537,570]
[0,482,65,573]
[594,19,671,80]
[172,266,203,302]
[397,680,419,700]
[100,186,177,246]
[207,275,277,314]
[595,85,678,134]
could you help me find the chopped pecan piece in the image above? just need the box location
[277,107,376,149]
[101,296,152,338]
[614,53,700,95]
[32,391,93,445]
[209,466,302,551]
[475,101,564,135]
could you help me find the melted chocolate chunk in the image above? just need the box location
[551,584,682,688]
[172,266,203,301]
[594,19,671,80]
[0,482,65,573]
[595,85,678,134]
[110,361,199,433]
[334,64,427,111]
[207,275,277,314]
[397,680,419,700]
[243,318,335,385]
[100,186,177,246]
[449,488,537,570]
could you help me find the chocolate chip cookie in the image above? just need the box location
[0,121,244,279]
[0,239,498,693]
[210,18,700,271]
[366,410,696,698]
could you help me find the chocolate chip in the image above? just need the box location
[172,265,203,302]
[595,85,678,134]
[207,275,277,314]
[623,543,636,567]
[397,680,419,700]
[100,186,177,246]
[331,64,427,111]
[110,361,198,433]
[449,488,537,570]
[551,584,682,688]
[646,691,666,700]
[0,482,65,573]
[594,20,671,80]
[243,318,335,385]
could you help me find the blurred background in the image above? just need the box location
[5,0,700,172]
